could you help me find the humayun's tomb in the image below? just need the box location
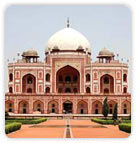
[5,21,131,117]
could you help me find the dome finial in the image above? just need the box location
[67,17,70,28]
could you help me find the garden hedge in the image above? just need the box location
[118,123,131,133]
[91,118,114,124]
[5,122,22,134]
[6,118,47,124]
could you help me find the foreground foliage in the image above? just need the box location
[5,122,22,134]
[91,118,114,124]
[91,118,131,125]
[118,123,131,133]
[5,118,47,124]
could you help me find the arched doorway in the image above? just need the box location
[56,65,80,93]
[22,74,36,93]
[108,100,117,114]
[100,74,114,94]
[5,100,14,113]
[33,100,44,113]
[18,100,29,114]
[48,100,59,114]
[63,100,73,114]
[77,100,88,114]
[121,100,131,114]
[92,100,102,114]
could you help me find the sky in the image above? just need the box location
[4,5,132,92]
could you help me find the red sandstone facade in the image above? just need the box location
[5,26,131,115]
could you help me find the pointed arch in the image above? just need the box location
[92,100,102,114]
[18,100,29,114]
[77,100,88,114]
[33,100,44,113]
[48,100,59,114]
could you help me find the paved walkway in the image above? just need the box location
[7,120,66,138]
[70,120,129,138]
[7,119,129,138]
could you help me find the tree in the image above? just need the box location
[5,111,9,119]
[112,103,118,120]
[102,97,108,119]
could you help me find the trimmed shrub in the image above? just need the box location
[122,120,131,123]
[91,118,114,125]
[5,123,22,134]
[118,123,131,133]
[6,118,47,124]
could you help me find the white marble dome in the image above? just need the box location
[45,27,91,52]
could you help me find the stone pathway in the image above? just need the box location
[7,119,129,138]
[7,120,66,138]
[70,120,129,138]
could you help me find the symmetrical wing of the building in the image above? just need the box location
[5,25,131,116]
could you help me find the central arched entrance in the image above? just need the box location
[56,65,80,93]
[63,100,73,114]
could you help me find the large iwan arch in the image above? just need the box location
[56,65,80,93]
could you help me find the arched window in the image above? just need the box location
[86,74,90,82]
[123,87,127,93]
[52,104,55,108]
[27,88,32,93]
[38,104,41,107]
[65,76,71,83]
[104,88,109,94]
[58,88,62,93]
[65,88,71,93]
[9,87,13,93]
[27,76,32,84]
[46,74,50,82]
[95,104,99,114]
[86,87,90,93]
[73,88,77,93]
[46,87,50,93]
[123,74,127,82]
[73,75,78,82]
[9,73,13,82]
[59,75,63,82]
[95,104,98,108]
[123,104,127,114]
[8,104,13,112]
[104,77,109,84]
